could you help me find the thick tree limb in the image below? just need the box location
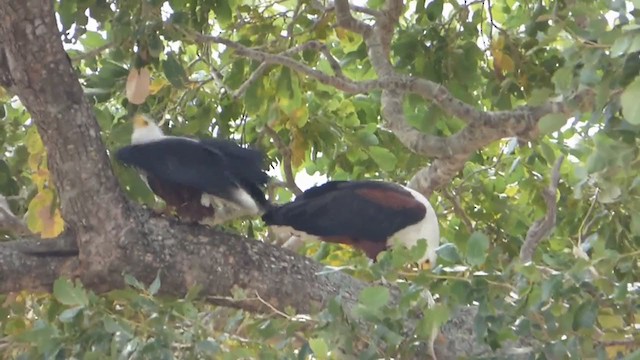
[0,236,79,293]
[520,155,564,263]
[0,209,539,359]
[8,233,78,257]
[0,210,367,314]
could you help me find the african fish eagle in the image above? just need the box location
[262,180,440,266]
[115,114,271,225]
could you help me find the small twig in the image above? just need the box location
[596,338,638,346]
[319,3,381,17]
[520,155,564,263]
[458,151,504,188]
[263,125,303,196]
[207,64,228,93]
[577,188,599,246]
[318,43,344,78]
[232,63,270,100]
[70,41,115,62]
[232,41,345,100]
[442,189,473,233]
[285,0,304,43]
[486,0,506,34]
[253,291,292,319]
[282,235,309,252]
[172,26,378,94]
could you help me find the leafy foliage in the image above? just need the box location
[1,0,640,358]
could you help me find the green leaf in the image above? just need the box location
[631,213,640,236]
[539,141,556,164]
[425,0,444,21]
[537,113,566,135]
[163,52,188,88]
[124,274,146,290]
[308,338,329,360]
[356,129,379,146]
[572,300,597,330]
[597,314,624,329]
[58,305,83,323]
[57,0,77,31]
[368,146,398,171]
[621,77,640,125]
[610,35,631,57]
[625,348,640,360]
[276,67,293,99]
[527,88,553,106]
[149,270,161,296]
[466,232,490,266]
[437,243,461,263]
[53,278,89,307]
[81,31,108,49]
[367,0,384,9]
[244,80,265,115]
[629,35,640,54]
[196,340,221,354]
[551,67,573,93]
[213,0,233,26]
[358,286,390,310]
[417,304,450,337]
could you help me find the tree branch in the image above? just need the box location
[263,125,303,196]
[231,41,345,100]
[0,208,539,358]
[333,0,372,35]
[377,0,404,53]
[0,196,30,236]
[170,24,584,199]
[520,155,564,263]
[70,41,115,62]
[180,30,378,94]
[0,236,80,293]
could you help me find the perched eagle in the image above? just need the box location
[115,114,271,225]
[262,180,440,266]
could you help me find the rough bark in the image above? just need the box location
[0,0,540,358]
[0,210,368,315]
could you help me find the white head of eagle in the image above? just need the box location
[131,114,165,144]
[115,114,271,226]
[262,180,440,267]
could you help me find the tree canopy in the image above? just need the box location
[0,0,639,358]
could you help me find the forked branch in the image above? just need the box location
[520,155,565,263]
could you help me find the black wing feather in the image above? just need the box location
[262,181,425,241]
[116,138,241,201]
[198,139,270,187]
[197,139,271,208]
